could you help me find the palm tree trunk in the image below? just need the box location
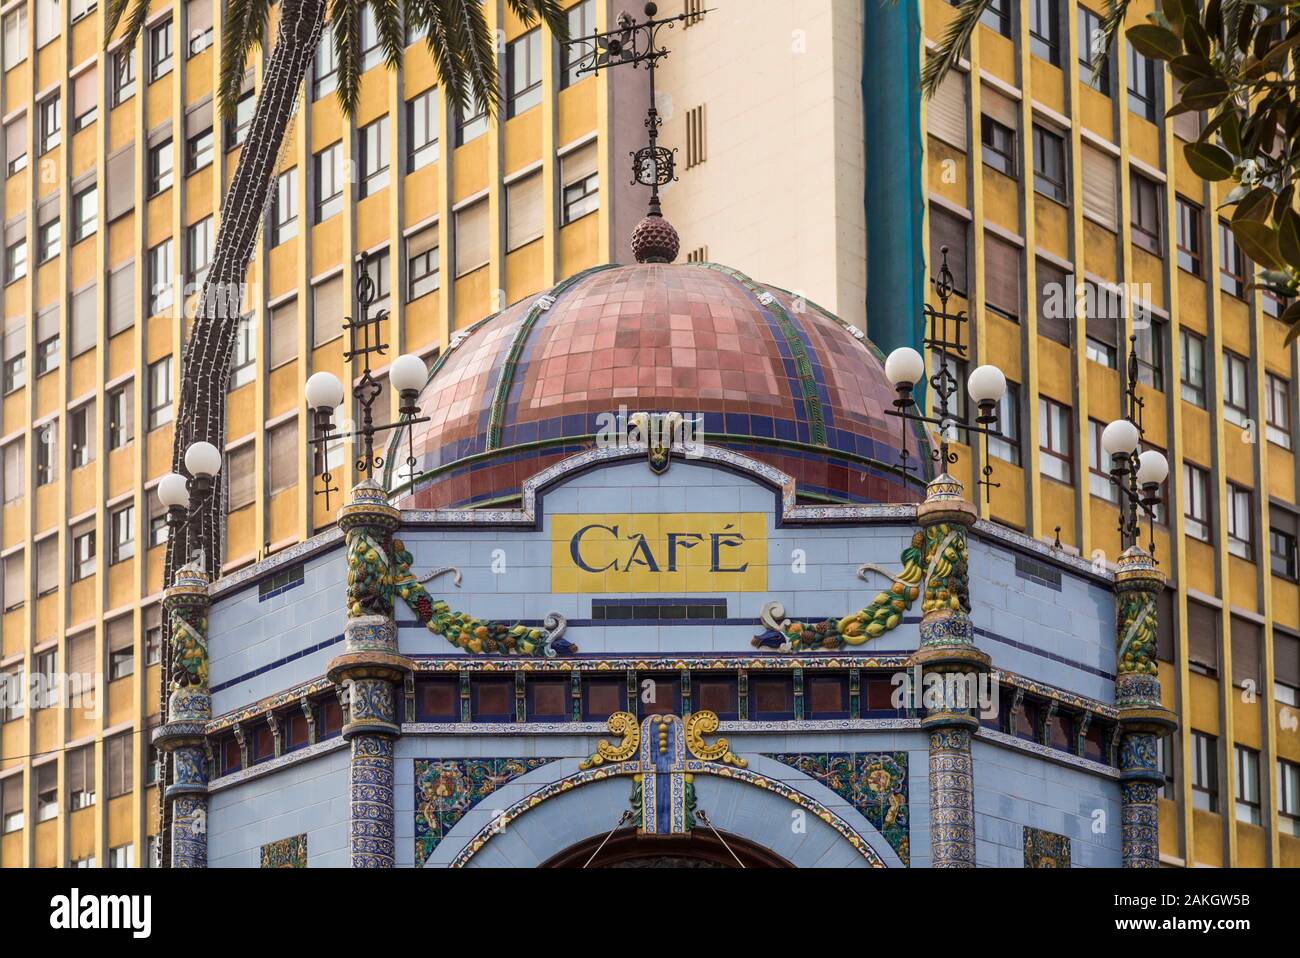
[159,0,326,866]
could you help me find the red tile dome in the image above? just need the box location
[387,262,931,509]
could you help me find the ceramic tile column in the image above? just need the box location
[327,480,411,868]
[910,474,990,868]
[151,565,213,868]
[1113,546,1177,868]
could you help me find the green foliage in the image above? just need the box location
[107,0,570,121]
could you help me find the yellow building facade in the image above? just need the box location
[0,0,621,867]
[918,0,1300,866]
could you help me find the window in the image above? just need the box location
[35,310,59,374]
[358,117,389,198]
[108,845,133,868]
[927,70,967,149]
[359,4,382,70]
[148,138,174,196]
[38,94,59,154]
[311,276,342,348]
[148,240,173,316]
[1134,317,1166,392]
[1220,220,1246,298]
[2,440,23,504]
[407,90,439,171]
[562,143,599,225]
[980,0,1011,36]
[186,216,213,287]
[227,444,255,511]
[36,764,57,822]
[33,649,54,707]
[225,89,255,149]
[187,0,213,55]
[35,0,58,47]
[1281,760,1300,836]
[1081,144,1117,230]
[1087,419,1118,503]
[144,605,162,664]
[72,524,96,581]
[112,48,136,105]
[1078,7,1109,95]
[1179,328,1206,408]
[35,422,56,485]
[271,168,298,246]
[268,298,297,369]
[1227,484,1253,560]
[314,142,343,222]
[106,731,133,798]
[73,67,97,131]
[454,200,489,277]
[1234,746,1261,825]
[69,405,91,469]
[406,225,439,301]
[111,504,134,564]
[147,356,173,430]
[72,185,97,243]
[980,115,1015,176]
[5,235,26,281]
[2,7,26,70]
[455,101,487,147]
[1038,396,1072,482]
[1032,124,1067,202]
[70,0,95,23]
[1191,731,1218,812]
[267,419,298,496]
[1,775,21,833]
[2,335,23,394]
[1128,43,1157,120]
[507,29,542,117]
[560,0,596,88]
[1271,515,1299,580]
[1266,373,1292,448]
[107,381,133,449]
[5,116,26,176]
[0,667,22,724]
[983,232,1019,321]
[149,18,174,81]
[1222,351,1250,427]
[1277,630,1300,706]
[507,172,544,252]
[1183,462,1212,543]
[313,32,338,99]
[38,218,60,263]
[1130,172,1161,254]
[35,535,57,593]
[148,502,168,547]
[230,314,255,389]
[2,550,22,611]
[685,105,707,169]
[186,126,213,173]
[1029,0,1060,65]
[929,206,969,296]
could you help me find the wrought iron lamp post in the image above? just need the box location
[1103,334,1170,556]
[882,246,1009,502]
[303,253,433,508]
[156,440,224,569]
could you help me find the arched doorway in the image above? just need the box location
[541,828,794,868]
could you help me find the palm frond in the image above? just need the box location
[920,0,991,100]
[331,0,364,117]
[415,0,469,117]
[108,0,155,59]
[444,0,499,117]
[217,0,272,121]
[505,0,567,36]
[104,0,133,45]
[1092,1,1131,83]
[373,0,406,70]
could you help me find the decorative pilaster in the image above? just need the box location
[327,480,411,868]
[910,474,990,868]
[151,564,212,868]
[1114,546,1177,868]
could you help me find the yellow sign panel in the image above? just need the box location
[550,513,768,594]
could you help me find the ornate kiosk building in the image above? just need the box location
[150,210,1173,868]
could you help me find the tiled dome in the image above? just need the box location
[388,262,931,508]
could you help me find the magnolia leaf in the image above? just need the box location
[1280,208,1300,272]
[1179,76,1231,110]
[1184,142,1235,180]
[1231,219,1286,271]
[1182,16,1211,60]
[1232,186,1274,223]
[1168,53,1216,83]
[1221,109,1243,155]
[1127,24,1182,61]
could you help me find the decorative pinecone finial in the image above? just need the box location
[631,214,680,264]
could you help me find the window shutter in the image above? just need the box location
[185,100,213,139]
[35,306,58,344]
[1273,628,1299,689]
[1231,617,1261,689]
[984,233,1020,317]
[187,0,213,45]
[107,732,132,798]
[5,114,26,166]
[1036,259,1071,345]
[3,318,23,362]
[269,299,298,368]
[2,551,22,605]
[455,200,490,277]
[1187,600,1219,673]
[73,68,97,121]
[560,141,598,185]
[227,444,255,510]
[1085,280,1119,347]
[311,278,342,348]
[407,224,438,259]
[68,631,95,678]
[267,419,298,495]
[37,196,57,227]
[0,775,20,820]
[506,173,544,252]
[1081,144,1118,230]
[2,441,23,502]
[928,70,967,149]
[108,262,134,336]
[106,146,135,222]
[71,284,96,357]
[1173,110,1201,143]
[929,207,969,293]
[107,616,133,654]
[981,88,1019,130]
[66,746,89,798]
[1156,587,1175,664]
